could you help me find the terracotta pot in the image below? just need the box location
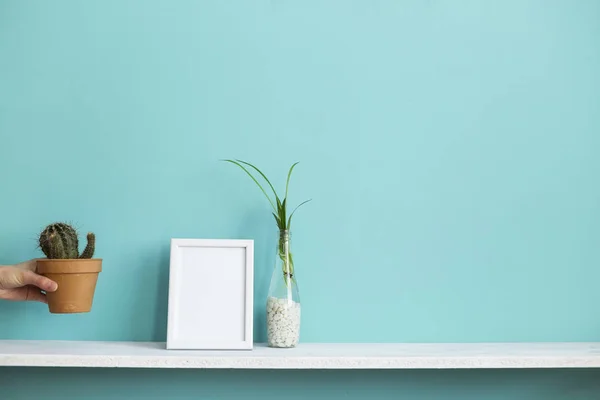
[37,259,102,314]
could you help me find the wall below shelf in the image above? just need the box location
[1,341,600,369]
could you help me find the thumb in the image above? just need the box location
[19,270,58,292]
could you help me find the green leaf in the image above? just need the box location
[222,159,276,211]
[272,212,281,225]
[279,198,287,230]
[235,159,280,203]
[285,162,300,201]
[287,199,312,229]
[288,251,294,275]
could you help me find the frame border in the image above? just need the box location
[166,238,254,350]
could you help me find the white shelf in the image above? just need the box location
[1,341,600,369]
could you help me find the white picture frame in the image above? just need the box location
[167,238,254,350]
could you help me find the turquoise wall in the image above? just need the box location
[1,0,599,398]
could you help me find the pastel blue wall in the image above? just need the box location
[1,0,599,398]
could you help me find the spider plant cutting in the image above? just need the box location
[223,159,311,288]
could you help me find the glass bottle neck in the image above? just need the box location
[279,229,291,242]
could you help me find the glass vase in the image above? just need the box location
[267,229,301,348]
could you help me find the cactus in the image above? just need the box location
[38,222,95,259]
[79,232,95,259]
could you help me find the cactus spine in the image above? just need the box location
[38,222,95,259]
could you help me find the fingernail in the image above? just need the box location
[48,282,58,291]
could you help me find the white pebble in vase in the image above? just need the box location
[267,296,301,348]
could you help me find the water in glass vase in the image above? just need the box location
[267,229,301,348]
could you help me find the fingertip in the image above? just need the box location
[46,280,58,292]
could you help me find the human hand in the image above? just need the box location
[0,259,58,303]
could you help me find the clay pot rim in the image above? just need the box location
[37,259,102,274]
[37,258,103,262]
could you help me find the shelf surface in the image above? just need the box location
[1,341,600,369]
